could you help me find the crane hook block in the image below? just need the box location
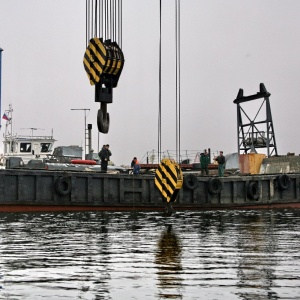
[83,37,125,88]
[155,159,183,203]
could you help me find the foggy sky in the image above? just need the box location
[1,0,300,165]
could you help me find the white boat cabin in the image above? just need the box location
[1,104,56,165]
[3,134,56,164]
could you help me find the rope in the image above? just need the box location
[157,1,181,164]
[118,0,123,49]
[105,0,108,39]
[91,0,94,38]
[175,0,178,162]
[175,0,181,163]
[86,0,122,44]
[86,0,89,47]
[99,0,101,38]
[95,0,97,37]
[114,0,116,42]
[110,0,112,40]
[158,0,162,163]
[132,174,136,211]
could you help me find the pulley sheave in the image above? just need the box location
[83,37,124,87]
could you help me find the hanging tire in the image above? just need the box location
[247,181,259,200]
[208,178,222,194]
[55,176,72,196]
[183,174,198,190]
[97,109,110,133]
[277,174,290,190]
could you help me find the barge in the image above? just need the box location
[0,156,300,213]
[0,84,299,213]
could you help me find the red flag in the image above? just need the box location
[2,113,9,121]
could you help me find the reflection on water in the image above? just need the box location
[156,224,182,299]
[0,210,299,299]
[236,213,279,300]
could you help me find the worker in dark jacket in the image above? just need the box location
[99,144,112,173]
[200,149,209,176]
[131,157,140,175]
[214,151,225,177]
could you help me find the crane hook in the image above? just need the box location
[97,103,110,133]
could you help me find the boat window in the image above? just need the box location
[40,143,51,153]
[20,143,32,153]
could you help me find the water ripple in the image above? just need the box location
[0,209,300,299]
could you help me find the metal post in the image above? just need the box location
[71,108,90,158]
[87,124,92,155]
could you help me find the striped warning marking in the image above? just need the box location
[155,158,183,203]
[83,38,124,86]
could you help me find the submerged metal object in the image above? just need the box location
[154,158,183,215]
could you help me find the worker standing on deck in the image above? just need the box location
[131,157,140,175]
[214,151,225,177]
[200,149,210,176]
[106,144,112,161]
[99,144,112,173]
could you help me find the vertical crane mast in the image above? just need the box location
[83,0,124,133]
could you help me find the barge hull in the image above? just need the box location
[0,169,300,212]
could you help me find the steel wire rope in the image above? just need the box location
[158,0,162,163]
[175,0,178,162]
[86,0,89,47]
[86,1,122,48]
[102,0,106,39]
[105,0,107,40]
[95,0,98,37]
[113,0,115,42]
[99,0,102,38]
[175,0,181,163]
[119,0,123,49]
[118,0,120,46]
[115,0,117,42]
[111,0,114,41]
[116,0,118,43]
[175,0,177,161]
[131,173,136,211]
[130,0,137,209]
[109,0,111,40]
[108,0,110,40]
[85,0,88,47]
[91,0,94,38]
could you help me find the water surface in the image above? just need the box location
[0,209,299,299]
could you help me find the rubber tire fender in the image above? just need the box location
[208,178,222,194]
[55,176,72,196]
[277,174,290,190]
[183,174,198,190]
[247,181,260,200]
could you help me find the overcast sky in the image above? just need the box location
[1,0,300,165]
